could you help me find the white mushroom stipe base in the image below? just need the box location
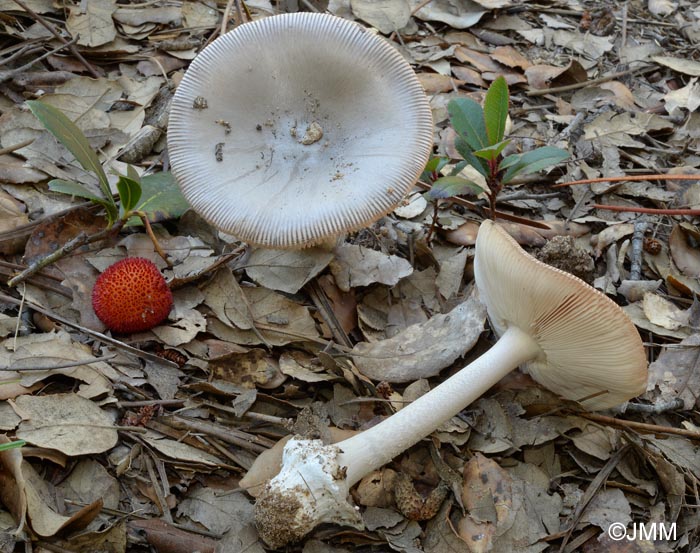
[167,13,433,249]
[254,220,648,548]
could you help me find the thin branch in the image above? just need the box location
[526,64,656,97]
[553,173,700,188]
[592,204,700,216]
[11,0,100,78]
[7,220,124,288]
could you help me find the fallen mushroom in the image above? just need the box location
[167,13,433,249]
[253,220,648,548]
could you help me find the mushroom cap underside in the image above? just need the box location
[167,13,433,248]
[474,220,648,410]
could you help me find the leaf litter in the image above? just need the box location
[0,0,699,552]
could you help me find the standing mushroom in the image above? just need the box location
[253,220,648,548]
[167,13,433,249]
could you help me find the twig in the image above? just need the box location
[132,211,171,266]
[410,0,434,16]
[578,411,700,440]
[553,173,700,188]
[414,180,552,230]
[306,280,353,348]
[165,415,274,453]
[557,445,632,552]
[620,2,628,48]
[0,292,180,369]
[1,354,117,371]
[526,64,656,97]
[0,42,43,67]
[0,36,79,85]
[221,0,236,34]
[11,0,100,78]
[592,204,700,216]
[629,221,647,280]
[7,220,124,288]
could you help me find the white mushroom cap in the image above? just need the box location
[167,13,433,248]
[474,220,647,410]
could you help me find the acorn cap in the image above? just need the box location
[167,13,433,249]
[474,220,647,410]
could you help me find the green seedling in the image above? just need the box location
[8,101,191,287]
[26,100,188,226]
[423,76,569,220]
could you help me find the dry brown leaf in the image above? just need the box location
[0,434,27,533]
[454,46,503,72]
[647,334,700,409]
[140,430,224,466]
[177,486,256,535]
[2,331,116,400]
[642,293,688,331]
[669,224,700,278]
[129,518,217,553]
[210,348,286,389]
[648,0,676,16]
[355,468,398,508]
[0,154,47,185]
[598,81,637,109]
[412,0,487,28]
[579,488,631,533]
[652,56,700,77]
[245,247,334,295]
[279,350,338,383]
[458,453,512,552]
[525,59,587,89]
[417,72,464,93]
[317,274,358,335]
[0,189,30,255]
[13,393,118,455]
[491,45,531,70]
[208,286,319,346]
[66,0,116,47]
[451,65,486,87]
[350,0,411,33]
[330,244,413,292]
[623,302,691,340]
[352,293,485,382]
[23,461,102,537]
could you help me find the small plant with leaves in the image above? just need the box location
[423,76,569,221]
[8,101,190,287]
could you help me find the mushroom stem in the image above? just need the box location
[339,325,541,487]
[254,326,542,547]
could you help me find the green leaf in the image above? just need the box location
[421,156,450,181]
[449,160,469,176]
[474,139,511,162]
[117,175,142,215]
[455,137,490,178]
[448,98,488,151]
[126,164,141,183]
[26,101,113,203]
[424,176,484,200]
[483,76,509,145]
[499,153,522,171]
[130,172,190,224]
[502,146,570,183]
[0,440,25,452]
[48,179,118,221]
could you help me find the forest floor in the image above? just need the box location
[0,0,699,552]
